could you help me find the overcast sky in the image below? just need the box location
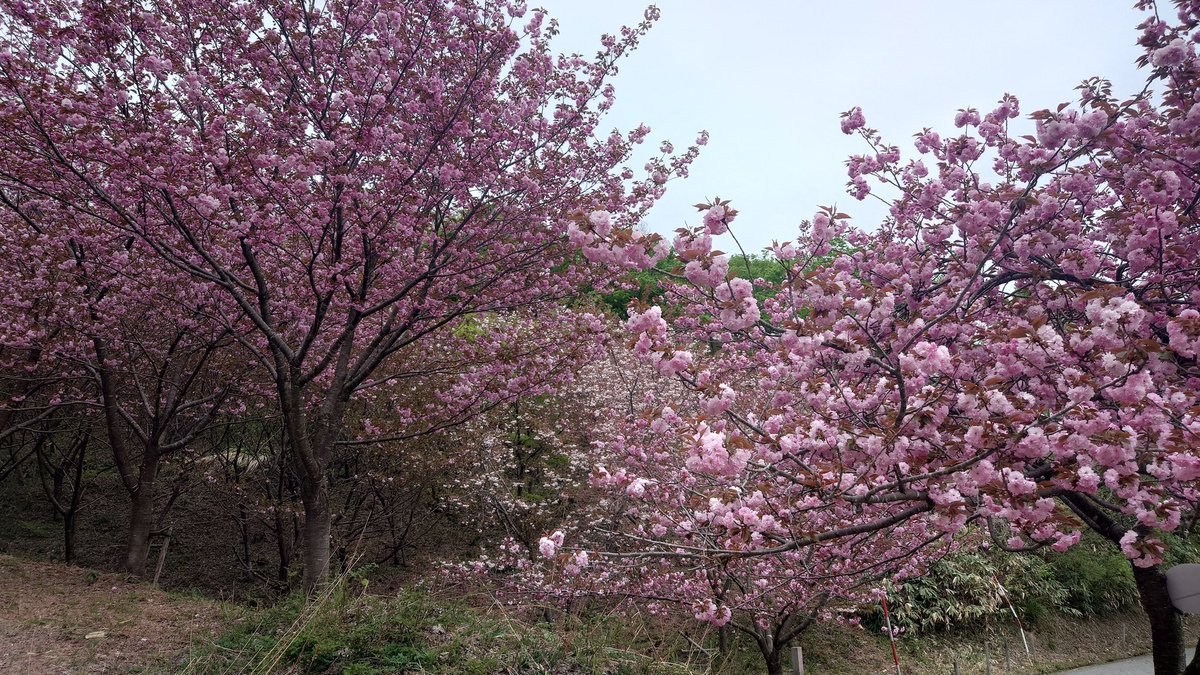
[532,1,1149,253]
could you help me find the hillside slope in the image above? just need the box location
[0,555,223,674]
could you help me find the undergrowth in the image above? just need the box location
[181,572,736,674]
[178,531,1193,674]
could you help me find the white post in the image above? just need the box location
[789,645,804,675]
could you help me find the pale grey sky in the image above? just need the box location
[533,1,1148,253]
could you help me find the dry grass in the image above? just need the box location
[0,554,224,674]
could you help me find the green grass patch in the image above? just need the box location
[182,578,705,674]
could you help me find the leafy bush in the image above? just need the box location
[884,549,1070,634]
[1164,530,1200,566]
[1044,534,1138,618]
[883,529,1155,635]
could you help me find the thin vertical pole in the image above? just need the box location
[152,527,172,586]
[994,575,1031,655]
[881,594,902,675]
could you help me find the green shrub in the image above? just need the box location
[1164,530,1200,566]
[883,548,1070,634]
[883,529,1158,635]
[1044,534,1137,618]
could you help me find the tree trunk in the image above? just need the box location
[63,436,86,564]
[279,377,347,595]
[123,451,160,576]
[1060,493,1189,674]
[125,486,155,576]
[763,646,784,675]
[1132,563,1186,674]
[751,631,784,675]
[299,476,332,593]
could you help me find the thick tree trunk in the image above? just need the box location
[94,338,156,576]
[1132,564,1186,674]
[124,450,160,576]
[763,647,784,675]
[273,320,356,595]
[290,420,334,594]
[299,479,331,593]
[279,376,347,595]
[1061,493,1189,675]
[124,481,156,576]
[751,631,784,675]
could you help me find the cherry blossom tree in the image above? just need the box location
[519,335,948,675]
[88,304,246,576]
[0,0,693,591]
[554,1,1200,672]
[0,179,251,575]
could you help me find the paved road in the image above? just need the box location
[1056,650,1194,674]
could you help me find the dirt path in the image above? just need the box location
[0,555,224,674]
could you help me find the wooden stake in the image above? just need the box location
[790,645,804,675]
[152,527,172,586]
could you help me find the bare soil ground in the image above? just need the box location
[0,555,223,674]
